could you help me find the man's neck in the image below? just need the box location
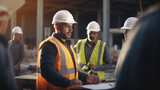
[55,33,66,43]
[87,39,96,46]
[61,37,66,43]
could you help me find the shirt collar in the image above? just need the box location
[85,39,97,46]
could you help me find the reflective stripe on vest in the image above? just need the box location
[77,39,106,79]
[37,38,75,75]
[50,38,75,75]
[36,36,78,90]
[75,40,82,53]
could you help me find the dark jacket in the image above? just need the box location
[40,34,88,88]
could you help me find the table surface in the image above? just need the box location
[15,73,36,80]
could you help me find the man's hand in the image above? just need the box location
[69,78,82,87]
[86,74,100,84]
[14,64,20,71]
[90,65,96,70]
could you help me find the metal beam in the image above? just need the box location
[36,0,43,49]
[103,0,110,48]
[11,12,17,38]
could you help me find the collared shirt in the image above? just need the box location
[40,34,88,88]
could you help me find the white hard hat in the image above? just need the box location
[121,17,138,30]
[86,21,100,32]
[0,0,25,14]
[12,26,23,34]
[52,10,77,24]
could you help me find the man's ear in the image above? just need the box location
[55,24,60,33]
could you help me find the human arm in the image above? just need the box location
[40,42,71,88]
[14,42,24,70]
[78,70,99,84]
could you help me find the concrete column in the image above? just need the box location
[36,0,43,49]
[11,12,17,38]
[103,0,110,48]
[73,10,79,44]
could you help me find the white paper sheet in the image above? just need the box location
[81,82,115,90]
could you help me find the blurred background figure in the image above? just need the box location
[8,26,24,76]
[121,17,138,40]
[0,4,17,90]
[75,21,112,80]
[115,4,160,90]
[0,0,25,89]
[115,17,138,78]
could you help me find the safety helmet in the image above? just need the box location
[12,26,23,34]
[52,10,76,24]
[86,21,100,32]
[121,17,138,30]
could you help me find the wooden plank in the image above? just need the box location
[15,73,36,80]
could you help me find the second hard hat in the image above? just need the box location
[86,21,100,32]
[12,26,23,34]
[52,10,77,24]
[121,17,138,30]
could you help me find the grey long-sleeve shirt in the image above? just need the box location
[8,40,24,66]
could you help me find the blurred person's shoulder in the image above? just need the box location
[0,42,7,63]
[139,4,160,21]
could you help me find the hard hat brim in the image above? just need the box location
[12,32,23,34]
[87,29,100,32]
[52,21,77,24]
[120,27,132,30]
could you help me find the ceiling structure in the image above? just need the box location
[19,0,159,28]
[18,0,159,37]
[13,0,159,48]
[21,0,159,14]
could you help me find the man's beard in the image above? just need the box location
[58,29,70,39]
[89,36,95,41]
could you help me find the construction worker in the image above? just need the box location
[75,21,112,80]
[8,26,24,76]
[0,0,25,89]
[36,10,99,90]
[115,5,160,90]
[121,17,139,40]
[115,17,138,78]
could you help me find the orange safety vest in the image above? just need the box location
[36,36,78,90]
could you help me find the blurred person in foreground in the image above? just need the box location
[115,17,138,78]
[8,26,24,76]
[115,4,160,90]
[0,0,25,89]
[36,10,99,90]
[74,21,112,80]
